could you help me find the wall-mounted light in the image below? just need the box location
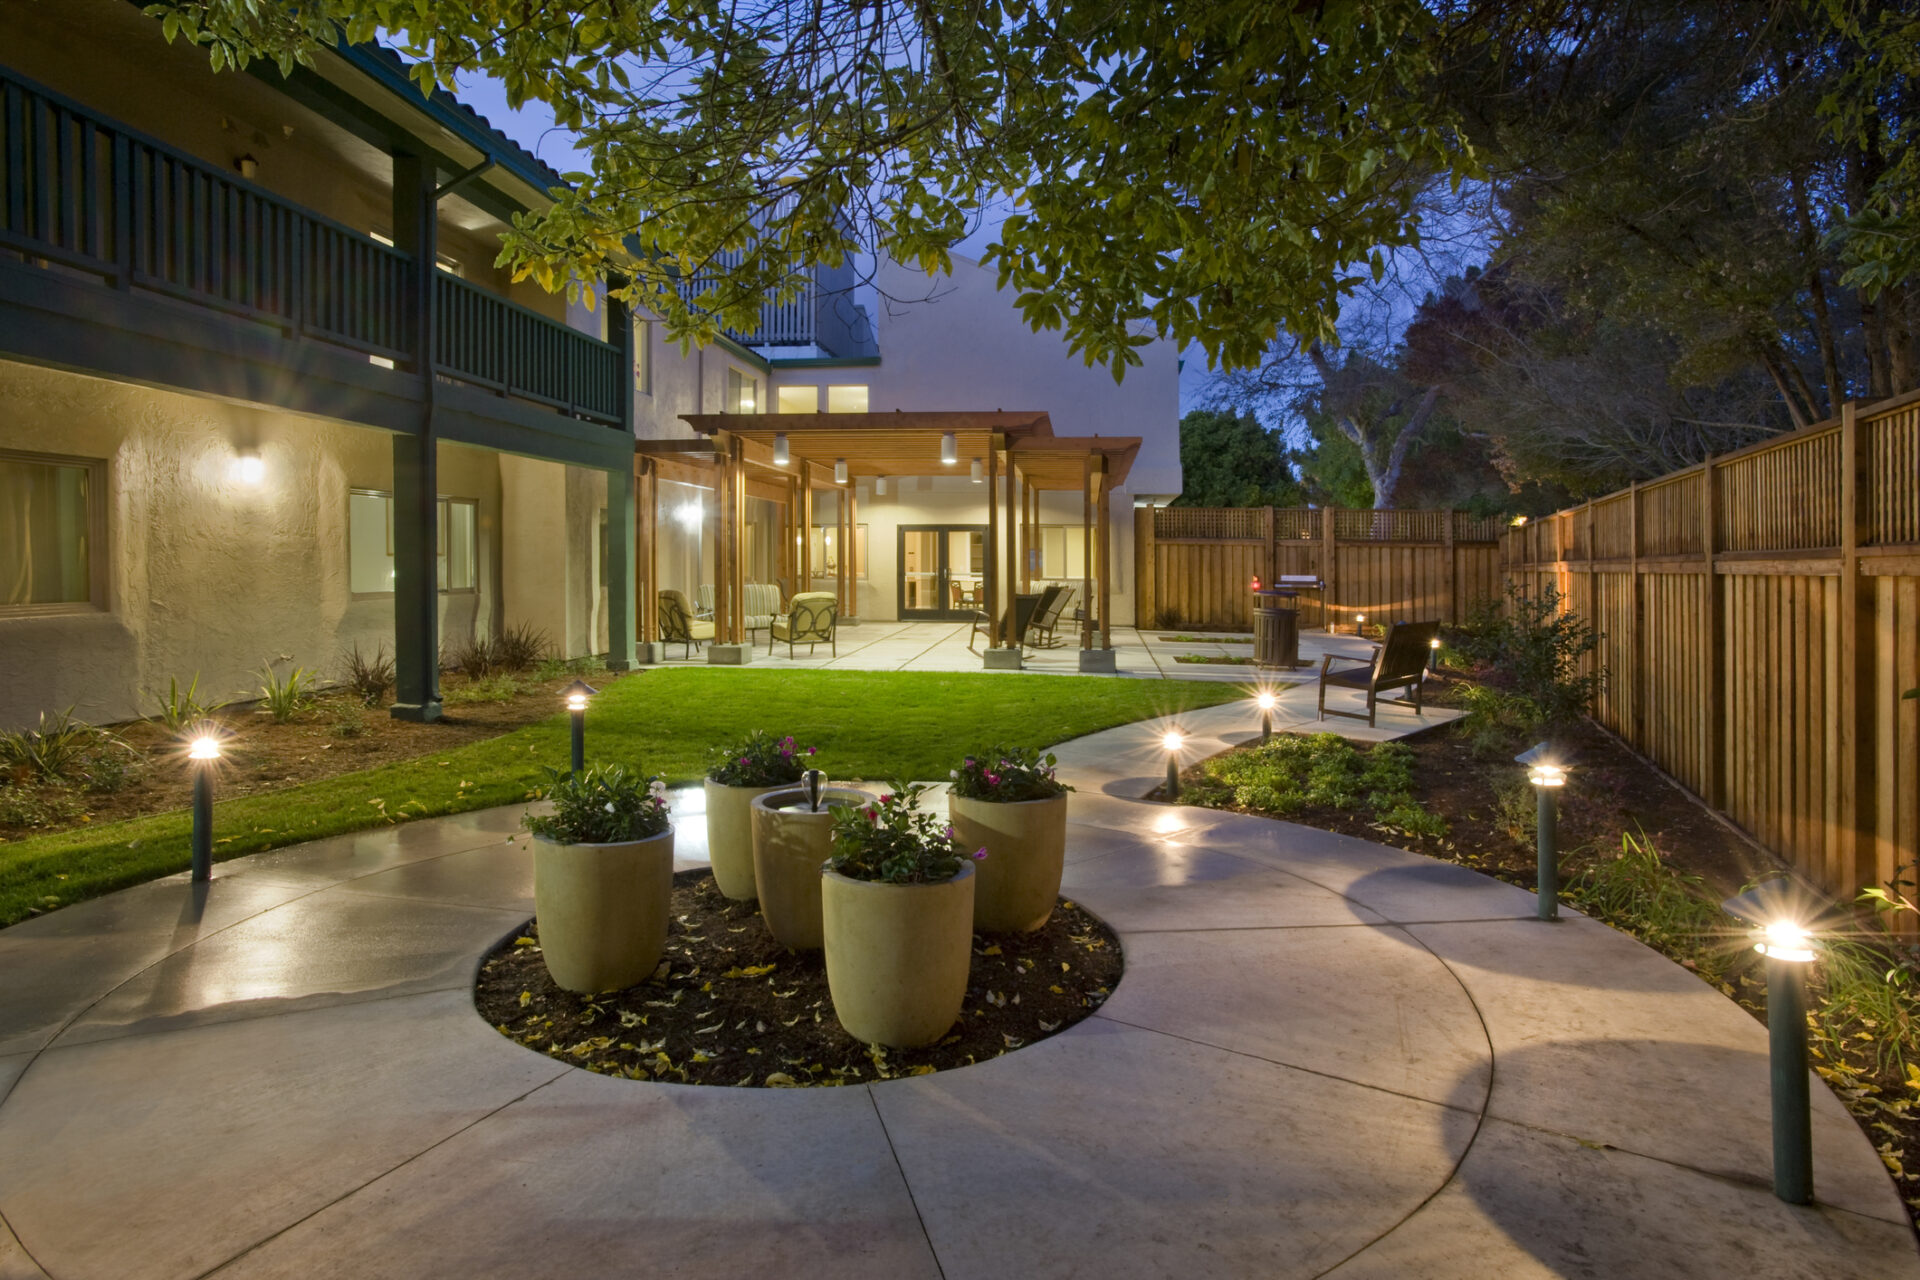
[773,433,789,467]
[875,475,888,496]
[970,458,984,484]
[941,432,957,466]
[230,453,265,485]
[835,458,848,485]
[234,154,258,180]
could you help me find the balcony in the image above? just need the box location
[0,66,625,429]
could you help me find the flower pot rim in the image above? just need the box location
[529,827,674,851]
[949,790,1070,807]
[704,776,803,792]
[822,861,976,890]
[752,785,876,815]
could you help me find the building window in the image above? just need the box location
[776,385,818,413]
[632,317,651,396]
[349,490,478,594]
[1036,526,1088,580]
[0,450,100,612]
[809,524,868,579]
[826,384,868,413]
[726,367,760,414]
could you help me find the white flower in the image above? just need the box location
[949,770,958,778]
[604,801,616,813]
[648,780,667,799]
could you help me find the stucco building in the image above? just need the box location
[0,1,1180,730]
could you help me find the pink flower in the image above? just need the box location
[971,847,988,861]
[944,825,954,839]
[865,808,878,822]
[985,773,1001,786]
[879,793,893,804]
[807,746,816,755]
[963,757,976,767]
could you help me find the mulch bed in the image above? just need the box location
[474,869,1124,1085]
[1172,655,1257,666]
[0,668,637,841]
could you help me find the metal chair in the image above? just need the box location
[658,589,715,658]
[770,591,838,656]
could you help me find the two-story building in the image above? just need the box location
[0,1,1180,729]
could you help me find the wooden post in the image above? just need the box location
[1703,459,1725,808]
[1138,501,1157,630]
[800,463,815,589]
[1322,506,1338,631]
[731,437,747,644]
[1003,438,1017,647]
[1837,402,1877,897]
[986,440,1000,644]
[1020,472,1033,594]
[1263,505,1276,596]
[1081,453,1094,649]
[1442,509,1457,624]
[714,437,732,647]
[1627,481,1642,741]
[640,458,658,647]
[846,477,859,621]
[1097,458,1112,649]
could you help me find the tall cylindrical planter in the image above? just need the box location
[532,829,675,994]
[950,792,1069,932]
[823,864,976,1048]
[704,779,786,901]
[750,787,875,950]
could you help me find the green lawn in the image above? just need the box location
[0,669,1240,928]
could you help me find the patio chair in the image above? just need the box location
[968,589,1050,653]
[743,583,781,643]
[1316,619,1441,727]
[694,585,716,619]
[1026,585,1074,648]
[771,591,838,657]
[658,589,715,658]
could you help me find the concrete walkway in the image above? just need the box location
[0,703,1910,1279]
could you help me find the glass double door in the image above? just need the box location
[898,525,987,620]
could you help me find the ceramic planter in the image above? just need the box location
[703,779,787,900]
[532,828,674,993]
[750,786,875,949]
[822,863,976,1048]
[949,791,1069,932]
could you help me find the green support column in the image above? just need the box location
[390,150,442,721]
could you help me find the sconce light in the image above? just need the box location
[773,434,789,467]
[875,475,888,496]
[230,453,265,485]
[234,154,258,180]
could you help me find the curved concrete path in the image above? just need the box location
[0,704,1911,1279]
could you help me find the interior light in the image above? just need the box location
[773,434,789,466]
[676,502,703,529]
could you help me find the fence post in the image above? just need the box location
[1138,503,1157,630]
[1837,402,1877,899]
[1442,509,1457,624]
[1264,505,1276,597]
[1628,481,1643,744]
[1703,458,1726,809]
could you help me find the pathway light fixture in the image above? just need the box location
[1355,611,1366,635]
[1256,690,1277,743]
[1161,730,1185,800]
[187,731,223,881]
[1723,882,1822,1205]
[562,680,597,774]
[1517,742,1567,921]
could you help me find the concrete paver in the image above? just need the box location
[0,700,1908,1278]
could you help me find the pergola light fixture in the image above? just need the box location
[834,457,848,484]
[874,475,888,496]
[941,432,957,465]
[772,433,789,466]
[971,458,984,483]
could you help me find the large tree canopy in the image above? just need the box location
[149,0,1477,378]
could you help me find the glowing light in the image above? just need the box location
[773,434,789,466]
[971,458,984,483]
[1527,762,1567,788]
[1511,514,1529,527]
[567,694,588,711]
[941,432,957,465]
[875,476,888,495]
[188,736,222,761]
[835,458,848,484]
[1430,637,1442,650]
[1256,692,1277,711]
[562,680,597,713]
[230,454,265,485]
[676,501,703,529]
[1161,731,1185,754]
[1755,919,1816,963]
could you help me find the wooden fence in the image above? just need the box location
[1136,506,1507,631]
[1505,391,1920,905]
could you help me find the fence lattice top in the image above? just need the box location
[1154,507,1505,543]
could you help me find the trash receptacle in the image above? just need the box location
[1253,589,1301,668]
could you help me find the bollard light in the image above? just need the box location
[562,679,597,774]
[1355,611,1366,636]
[1724,883,1821,1205]
[187,732,223,882]
[1256,690,1277,743]
[1517,743,1567,922]
[1161,730,1185,800]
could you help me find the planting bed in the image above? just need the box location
[476,869,1124,1085]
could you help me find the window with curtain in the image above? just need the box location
[0,452,96,610]
[808,524,868,578]
[826,384,868,412]
[349,490,479,594]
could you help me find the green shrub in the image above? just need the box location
[445,674,521,705]
[1563,831,1727,978]
[444,635,496,678]
[256,662,316,722]
[534,654,607,681]
[707,731,817,787]
[523,763,670,844]
[1458,684,1548,759]
[493,622,553,673]
[1815,937,1920,1077]
[145,674,208,732]
[1196,732,1446,836]
[0,783,83,830]
[827,783,975,884]
[0,709,127,783]
[331,705,369,739]
[1491,774,1539,846]
[1456,584,1604,727]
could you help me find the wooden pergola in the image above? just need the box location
[634,412,1137,659]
